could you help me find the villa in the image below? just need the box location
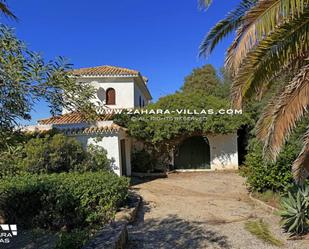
[26,65,239,176]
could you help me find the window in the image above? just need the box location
[139,96,142,107]
[143,100,145,107]
[106,88,116,105]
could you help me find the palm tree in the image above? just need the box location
[0,0,16,19]
[199,0,258,56]
[199,0,309,183]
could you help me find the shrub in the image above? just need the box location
[22,134,86,173]
[0,145,24,178]
[0,172,129,230]
[279,184,309,236]
[55,229,90,249]
[131,149,157,173]
[240,139,295,192]
[19,134,113,174]
[76,144,112,172]
[241,117,308,192]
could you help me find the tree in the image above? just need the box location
[181,64,220,94]
[0,25,95,146]
[199,0,309,183]
[199,0,258,56]
[114,65,251,171]
[116,91,250,145]
[181,64,231,98]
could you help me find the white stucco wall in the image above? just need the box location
[134,83,146,107]
[73,130,131,176]
[90,79,135,109]
[62,77,151,114]
[207,133,238,170]
[133,134,238,171]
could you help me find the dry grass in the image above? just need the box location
[252,190,280,209]
[245,219,284,247]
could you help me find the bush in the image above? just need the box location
[279,184,309,236]
[240,139,295,192]
[131,149,157,173]
[0,172,129,230]
[4,134,113,174]
[22,134,86,174]
[76,144,112,172]
[0,145,24,178]
[55,229,90,249]
[241,117,308,192]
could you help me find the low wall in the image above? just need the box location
[82,222,128,249]
[82,193,141,249]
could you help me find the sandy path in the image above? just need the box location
[127,172,309,249]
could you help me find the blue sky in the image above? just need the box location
[2,0,241,124]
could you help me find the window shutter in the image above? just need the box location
[106,88,116,105]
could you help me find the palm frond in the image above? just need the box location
[226,0,309,72]
[256,98,278,142]
[198,0,213,10]
[292,128,309,184]
[259,63,309,160]
[0,1,17,20]
[230,11,309,108]
[199,0,257,57]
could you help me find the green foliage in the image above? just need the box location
[0,24,95,148]
[243,73,289,125]
[241,117,308,192]
[0,131,62,178]
[279,184,309,236]
[0,145,24,178]
[0,129,60,153]
[0,172,129,230]
[252,190,280,209]
[115,65,250,145]
[199,0,258,56]
[77,144,112,172]
[241,139,294,192]
[22,134,86,174]
[181,65,220,95]
[131,149,157,173]
[0,134,113,177]
[199,0,309,183]
[245,219,284,246]
[181,65,231,99]
[117,92,250,144]
[55,229,90,249]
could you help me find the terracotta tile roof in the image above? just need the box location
[69,65,140,77]
[38,112,115,125]
[63,124,126,135]
[23,124,125,135]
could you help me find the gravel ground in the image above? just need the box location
[127,172,309,249]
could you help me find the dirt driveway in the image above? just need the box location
[127,172,309,249]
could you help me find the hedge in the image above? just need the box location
[0,134,113,178]
[0,172,129,230]
[241,117,308,192]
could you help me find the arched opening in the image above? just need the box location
[106,88,116,105]
[174,136,210,169]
